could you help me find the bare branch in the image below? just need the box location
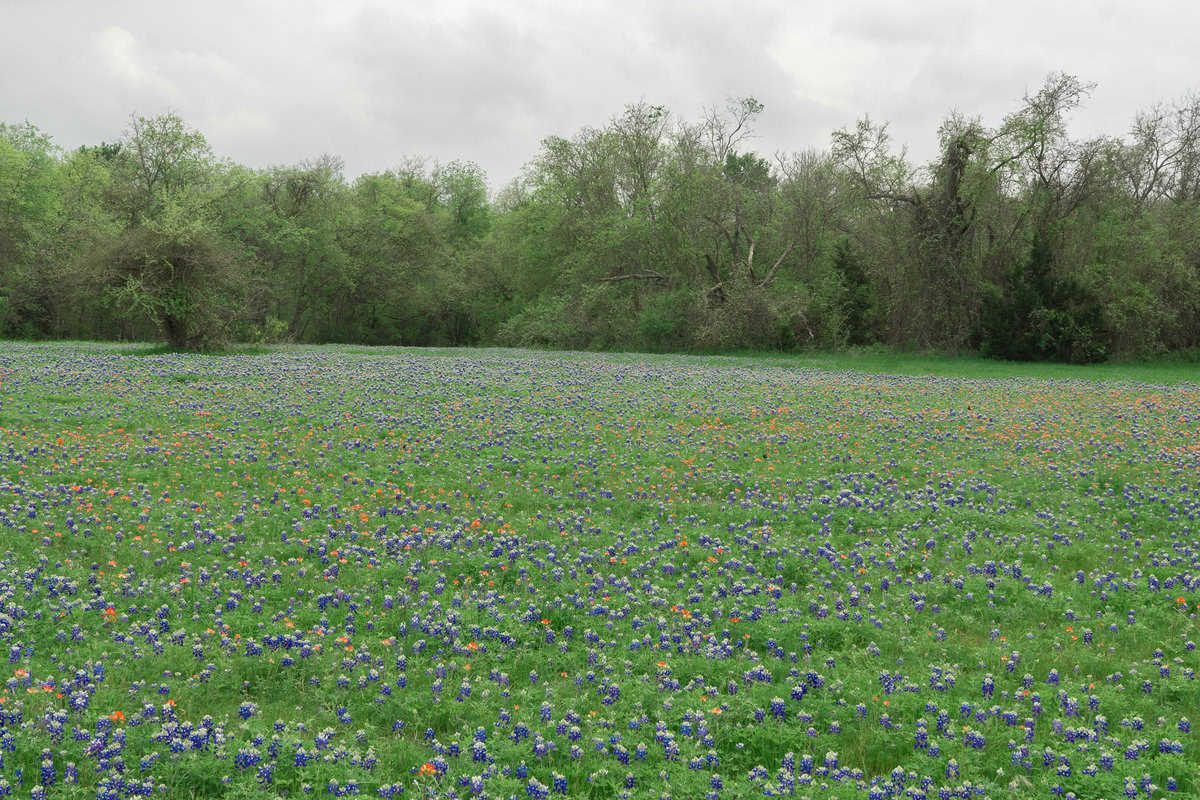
[597,271,666,283]
[863,190,918,207]
[757,239,795,288]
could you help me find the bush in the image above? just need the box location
[498,293,575,348]
[696,281,776,351]
[637,288,697,351]
[977,232,1108,364]
[92,217,244,351]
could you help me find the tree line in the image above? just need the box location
[2,72,1198,361]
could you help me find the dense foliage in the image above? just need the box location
[3,73,1199,360]
[0,342,1197,800]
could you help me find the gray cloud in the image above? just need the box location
[2,0,1197,189]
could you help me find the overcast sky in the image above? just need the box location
[2,0,1197,191]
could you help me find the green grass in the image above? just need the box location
[690,345,1200,384]
[0,341,1197,799]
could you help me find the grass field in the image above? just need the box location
[1,342,1197,799]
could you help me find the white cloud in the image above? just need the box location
[93,26,180,101]
[2,0,1198,186]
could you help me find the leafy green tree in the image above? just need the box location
[832,237,875,345]
[5,80,1200,359]
[978,226,1107,362]
[0,122,61,336]
[768,149,852,347]
[832,112,998,349]
[95,201,243,348]
[501,102,680,349]
[339,169,449,344]
[108,113,214,224]
[973,74,1112,361]
[240,155,350,341]
[830,115,926,345]
[49,144,123,338]
[435,160,490,241]
[89,113,245,349]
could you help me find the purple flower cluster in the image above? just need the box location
[0,344,1195,798]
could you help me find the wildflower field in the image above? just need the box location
[1,343,1198,800]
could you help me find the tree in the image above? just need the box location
[0,122,61,336]
[109,113,213,224]
[501,103,680,349]
[339,169,448,344]
[684,99,780,291]
[831,115,931,345]
[240,154,350,341]
[974,74,1111,361]
[663,98,815,348]
[434,160,490,241]
[90,113,245,349]
[6,82,1200,357]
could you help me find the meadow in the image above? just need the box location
[0,342,1197,800]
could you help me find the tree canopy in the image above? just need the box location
[3,78,1199,360]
